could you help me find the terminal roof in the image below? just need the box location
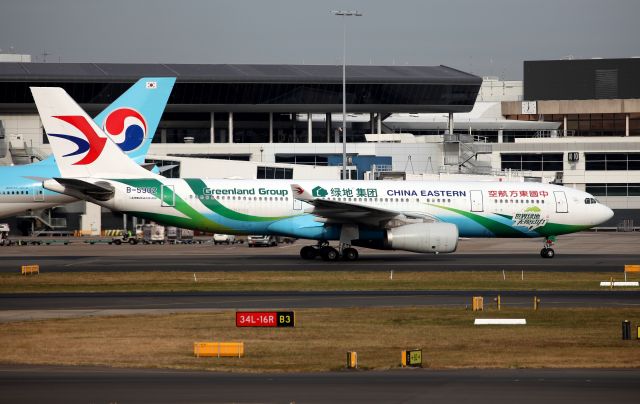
[0,63,480,85]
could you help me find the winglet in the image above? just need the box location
[290,184,314,201]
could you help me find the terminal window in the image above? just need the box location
[500,153,563,172]
[586,183,640,197]
[257,166,293,179]
[585,153,640,171]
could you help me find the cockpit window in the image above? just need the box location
[585,197,598,204]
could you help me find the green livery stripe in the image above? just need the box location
[436,205,591,237]
[534,222,592,237]
[115,178,232,232]
[126,211,229,232]
[433,205,526,237]
[183,178,289,222]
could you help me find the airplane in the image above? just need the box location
[0,77,175,219]
[33,87,614,260]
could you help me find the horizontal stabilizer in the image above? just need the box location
[51,177,114,201]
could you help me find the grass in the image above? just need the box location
[1,271,638,293]
[0,307,639,372]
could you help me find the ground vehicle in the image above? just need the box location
[111,229,140,245]
[247,235,278,247]
[0,223,9,246]
[213,234,236,245]
[143,223,165,244]
[167,227,195,244]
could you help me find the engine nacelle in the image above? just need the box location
[386,222,458,254]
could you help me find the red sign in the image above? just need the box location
[235,311,294,327]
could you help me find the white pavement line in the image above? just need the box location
[600,282,639,287]
[474,318,526,325]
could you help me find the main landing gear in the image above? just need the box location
[300,242,359,261]
[540,236,556,258]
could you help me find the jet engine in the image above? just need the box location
[385,222,458,254]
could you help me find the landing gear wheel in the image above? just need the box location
[540,248,555,258]
[320,246,340,261]
[342,247,359,261]
[300,246,318,260]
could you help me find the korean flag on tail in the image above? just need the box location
[145,81,158,89]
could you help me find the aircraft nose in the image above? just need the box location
[599,205,614,225]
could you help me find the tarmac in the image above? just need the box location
[0,232,639,273]
[1,366,638,404]
[1,289,639,323]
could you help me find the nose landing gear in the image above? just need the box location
[540,236,556,258]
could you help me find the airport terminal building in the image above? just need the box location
[0,58,639,233]
[0,63,481,179]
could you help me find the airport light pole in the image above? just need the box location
[332,9,362,179]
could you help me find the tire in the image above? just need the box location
[540,248,555,258]
[300,246,317,260]
[128,238,137,245]
[342,247,359,261]
[545,248,555,258]
[113,239,122,245]
[321,246,339,261]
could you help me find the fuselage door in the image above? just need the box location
[33,186,44,202]
[161,184,176,207]
[293,197,302,210]
[553,191,568,213]
[470,190,483,212]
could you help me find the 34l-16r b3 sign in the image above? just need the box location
[235,311,295,327]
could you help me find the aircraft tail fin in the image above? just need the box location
[31,87,156,179]
[93,77,175,164]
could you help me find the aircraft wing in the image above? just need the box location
[290,184,433,227]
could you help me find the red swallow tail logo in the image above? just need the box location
[49,116,107,165]
[294,186,304,195]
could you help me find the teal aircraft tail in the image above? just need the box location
[93,77,175,164]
